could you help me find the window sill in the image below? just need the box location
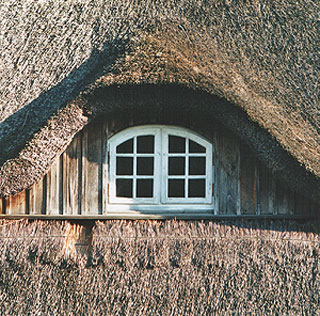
[0,214,314,220]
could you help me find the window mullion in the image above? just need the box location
[133,137,137,199]
[185,138,189,198]
[153,130,160,204]
[160,130,167,204]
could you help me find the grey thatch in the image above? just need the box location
[0,219,320,315]
[0,1,319,201]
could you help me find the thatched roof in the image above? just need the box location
[0,1,319,201]
[1,219,320,315]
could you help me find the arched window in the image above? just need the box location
[108,126,214,213]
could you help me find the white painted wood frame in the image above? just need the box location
[107,125,214,214]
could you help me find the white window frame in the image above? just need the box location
[109,127,161,205]
[107,125,214,214]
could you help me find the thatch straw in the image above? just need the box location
[0,219,319,315]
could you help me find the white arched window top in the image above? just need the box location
[107,125,214,213]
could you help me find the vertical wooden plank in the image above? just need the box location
[240,144,257,214]
[287,188,295,215]
[294,192,309,215]
[310,200,320,217]
[5,190,27,215]
[215,129,240,215]
[82,122,102,215]
[274,178,293,215]
[46,156,61,215]
[63,133,81,215]
[257,162,274,215]
[0,198,4,214]
[102,121,109,215]
[29,176,46,214]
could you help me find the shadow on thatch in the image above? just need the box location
[0,36,127,167]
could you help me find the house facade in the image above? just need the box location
[0,1,319,315]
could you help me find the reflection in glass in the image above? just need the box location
[188,179,206,197]
[168,179,185,197]
[189,140,205,153]
[169,135,185,153]
[116,157,133,175]
[137,135,154,153]
[137,179,153,198]
[189,157,206,175]
[116,179,133,197]
[116,138,133,153]
[169,157,185,175]
[137,157,154,175]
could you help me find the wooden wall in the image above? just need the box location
[0,116,317,218]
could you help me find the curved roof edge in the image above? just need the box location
[0,84,319,203]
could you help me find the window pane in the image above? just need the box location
[188,179,206,197]
[137,157,154,175]
[116,179,133,198]
[137,179,153,198]
[116,157,133,175]
[168,179,185,197]
[189,140,206,153]
[189,157,206,175]
[116,138,133,153]
[169,157,185,175]
[169,135,185,153]
[137,135,154,153]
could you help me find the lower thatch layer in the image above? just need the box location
[0,219,319,315]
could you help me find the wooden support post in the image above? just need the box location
[63,221,93,258]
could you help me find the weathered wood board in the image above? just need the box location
[5,190,27,215]
[81,123,102,215]
[215,129,240,215]
[240,144,257,214]
[63,134,81,215]
[46,156,60,215]
[257,163,274,215]
[29,177,46,214]
[0,198,3,214]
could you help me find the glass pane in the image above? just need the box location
[137,179,153,198]
[169,135,185,153]
[169,157,185,175]
[137,157,154,175]
[116,179,133,198]
[116,138,133,153]
[168,179,185,197]
[189,139,206,153]
[189,157,206,175]
[116,157,133,175]
[188,179,206,198]
[137,135,154,153]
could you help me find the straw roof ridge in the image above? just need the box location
[0,1,319,199]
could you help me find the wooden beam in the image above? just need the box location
[0,214,314,220]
